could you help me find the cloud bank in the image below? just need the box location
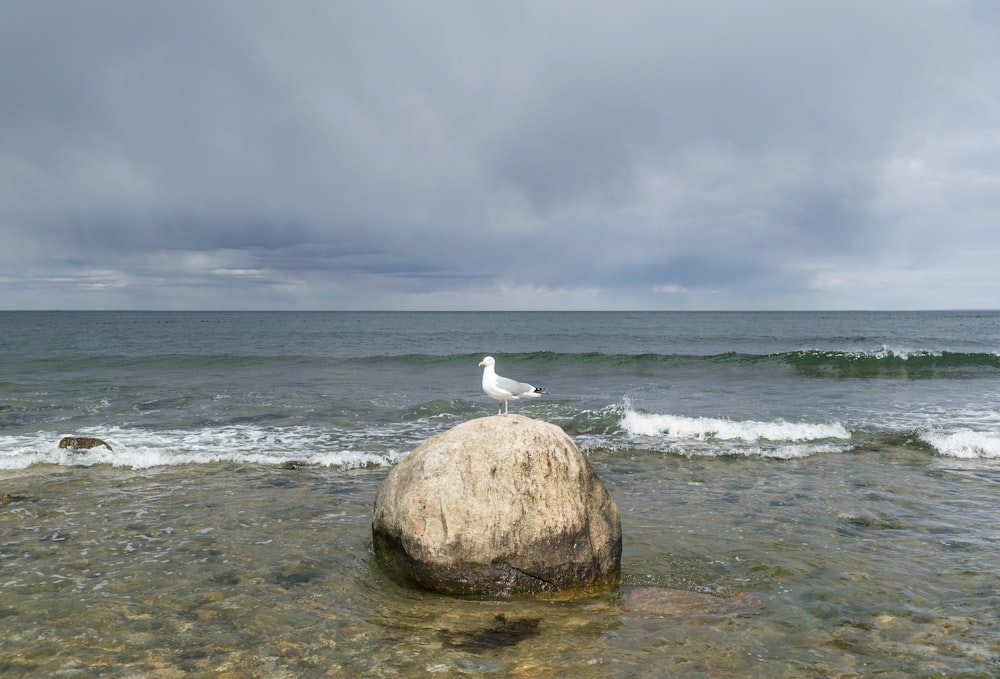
[2,1,998,309]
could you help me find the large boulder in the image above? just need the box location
[372,415,621,596]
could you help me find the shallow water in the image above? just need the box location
[2,445,998,678]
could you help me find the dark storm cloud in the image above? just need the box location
[1,1,998,309]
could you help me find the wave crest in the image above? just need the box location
[784,348,1000,378]
[618,406,851,459]
[920,429,1000,459]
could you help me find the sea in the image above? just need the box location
[1,310,999,677]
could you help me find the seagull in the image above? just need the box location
[478,356,545,415]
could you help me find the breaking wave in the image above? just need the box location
[617,404,852,459]
[0,425,414,471]
[920,429,1000,460]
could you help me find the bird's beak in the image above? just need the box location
[478,360,486,366]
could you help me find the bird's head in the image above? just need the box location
[479,356,495,367]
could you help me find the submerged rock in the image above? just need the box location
[438,613,542,653]
[59,436,113,451]
[839,514,909,530]
[622,587,760,617]
[372,415,621,596]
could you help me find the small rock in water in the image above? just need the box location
[623,587,760,617]
[271,558,326,588]
[59,436,113,451]
[840,514,908,530]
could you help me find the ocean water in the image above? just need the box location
[1,310,999,676]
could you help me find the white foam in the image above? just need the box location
[619,408,851,459]
[0,425,410,470]
[621,410,850,442]
[865,345,942,360]
[795,345,947,362]
[920,429,1000,459]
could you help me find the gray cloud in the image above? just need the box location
[1,1,998,309]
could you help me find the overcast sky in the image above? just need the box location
[2,1,998,310]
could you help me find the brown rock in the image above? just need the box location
[59,436,113,451]
[372,415,621,596]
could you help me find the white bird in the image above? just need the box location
[478,356,545,415]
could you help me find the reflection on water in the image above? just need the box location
[1,449,999,677]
